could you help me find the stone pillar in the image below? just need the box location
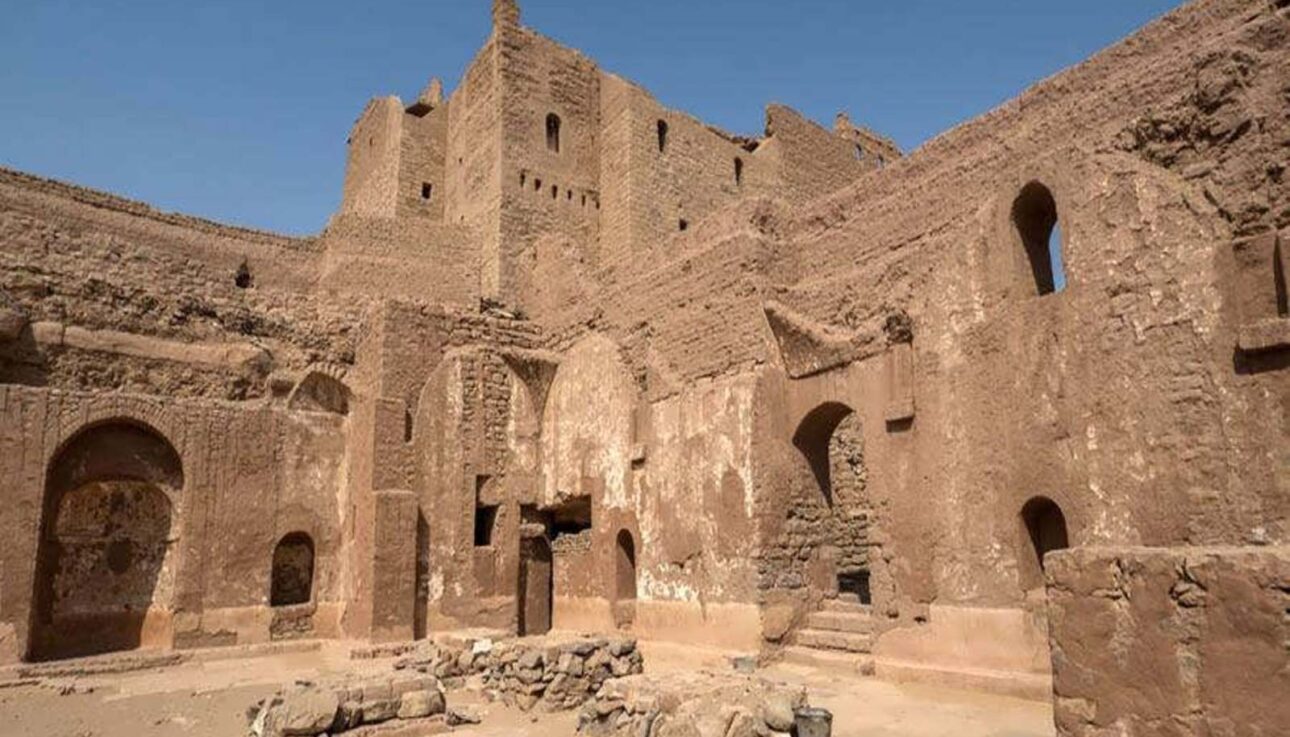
[371,489,419,642]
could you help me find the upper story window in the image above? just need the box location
[546,113,562,153]
[1012,181,1066,296]
[734,157,744,186]
[657,120,669,153]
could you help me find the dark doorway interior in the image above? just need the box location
[518,535,553,636]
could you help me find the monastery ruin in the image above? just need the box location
[0,0,1287,734]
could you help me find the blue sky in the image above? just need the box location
[0,0,1183,236]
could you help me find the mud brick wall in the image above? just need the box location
[1046,546,1290,737]
[0,168,369,400]
[445,36,504,301]
[750,0,1290,626]
[0,386,350,662]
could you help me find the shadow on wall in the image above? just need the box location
[792,402,855,506]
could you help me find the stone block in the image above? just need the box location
[0,307,27,342]
[279,690,340,736]
[397,688,445,719]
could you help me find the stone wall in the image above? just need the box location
[0,168,367,401]
[392,634,643,712]
[0,0,1286,714]
[0,386,350,663]
[1046,546,1290,736]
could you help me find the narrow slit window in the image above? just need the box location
[734,157,744,186]
[657,120,669,153]
[1012,182,1066,296]
[1274,240,1287,317]
[546,113,562,153]
[420,182,433,201]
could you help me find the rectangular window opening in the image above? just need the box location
[474,505,499,547]
[551,496,592,538]
[837,570,872,605]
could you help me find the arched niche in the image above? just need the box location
[288,372,352,415]
[546,113,562,153]
[270,532,315,607]
[1019,496,1070,591]
[30,420,184,661]
[614,530,637,602]
[613,529,638,629]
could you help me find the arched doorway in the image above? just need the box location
[613,530,637,629]
[518,534,553,636]
[30,421,183,661]
[1019,496,1070,590]
[787,402,875,604]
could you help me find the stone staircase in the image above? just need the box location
[780,597,875,675]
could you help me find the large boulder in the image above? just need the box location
[396,688,445,719]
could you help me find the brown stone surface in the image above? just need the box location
[0,0,1287,732]
[1046,546,1290,737]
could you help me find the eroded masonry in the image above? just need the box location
[1,0,1287,733]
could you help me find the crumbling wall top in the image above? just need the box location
[493,0,520,29]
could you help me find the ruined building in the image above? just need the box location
[0,0,1287,733]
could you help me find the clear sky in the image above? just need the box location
[0,0,1184,236]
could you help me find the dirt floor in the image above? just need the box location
[0,640,1054,737]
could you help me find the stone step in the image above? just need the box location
[790,629,872,654]
[778,646,875,676]
[805,610,874,635]
[822,599,872,615]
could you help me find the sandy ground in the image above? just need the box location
[0,640,1053,737]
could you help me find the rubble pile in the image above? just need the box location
[248,673,446,737]
[394,634,644,711]
[577,671,815,737]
